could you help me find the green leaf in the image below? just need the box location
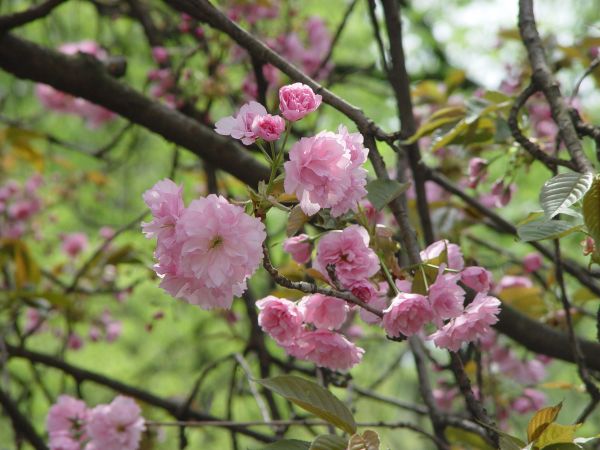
[498,433,528,450]
[539,173,593,219]
[257,375,356,434]
[260,440,311,450]
[517,220,583,242]
[536,423,581,448]
[366,179,410,211]
[309,435,348,450]
[286,205,310,237]
[527,402,563,443]
[348,430,381,450]
[583,175,600,258]
[402,107,464,144]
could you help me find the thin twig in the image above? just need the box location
[0,0,67,32]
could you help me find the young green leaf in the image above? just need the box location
[366,179,409,211]
[539,172,593,219]
[257,375,356,434]
[347,430,381,450]
[309,435,348,450]
[527,402,563,443]
[517,220,583,242]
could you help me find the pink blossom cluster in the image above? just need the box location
[378,240,501,352]
[46,395,145,450]
[215,83,321,145]
[284,125,368,217]
[273,16,333,80]
[226,1,279,25]
[88,310,123,343]
[142,179,266,309]
[36,41,115,128]
[0,175,42,239]
[257,295,363,371]
[147,68,181,109]
[178,13,205,39]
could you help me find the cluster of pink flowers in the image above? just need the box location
[216,83,321,146]
[257,295,363,371]
[36,41,115,127]
[227,0,279,24]
[378,240,501,352]
[147,68,180,109]
[284,125,368,217]
[272,16,333,80]
[142,179,266,309]
[0,175,42,239]
[47,395,145,450]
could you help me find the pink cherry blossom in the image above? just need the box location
[151,46,169,64]
[490,180,517,207]
[251,114,286,141]
[582,236,596,256]
[523,252,542,273]
[215,101,268,145]
[433,386,459,412]
[461,266,492,294]
[429,293,501,352]
[159,194,266,309]
[348,279,378,302]
[420,239,464,271]
[359,295,388,325]
[279,83,322,121]
[141,178,184,247]
[382,292,433,337]
[47,395,89,448]
[300,294,348,330]
[286,329,364,371]
[256,296,304,345]
[86,396,145,450]
[282,234,312,264]
[314,225,380,287]
[61,233,88,257]
[496,275,532,292]
[511,388,546,414]
[428,270,466,326]
[284,129,368,217]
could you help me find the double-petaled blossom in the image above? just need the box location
[47,395,89,450]
[256,296,304,345]
[282,234,312,264]
[420,239,464,271]
[382,292,433,337]
[460,266,492,294]
[143,181,265,309]
[429,293,501,351]
[278,83,322,121]
[285,329,364,371]
[86,396,145,450]
[314,225,379,287]
[251,114,286,141]
[428,269,466,327]
[284,129,368,217]
[299,294,348,330]
[215,101,268,145]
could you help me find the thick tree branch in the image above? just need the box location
[0,387,49,450]
[508,84,577,171]
[518,0,594,173]
[380,0,435,245]
[0,33,270,188]
[0,0,67,32]
[4,343,275,443]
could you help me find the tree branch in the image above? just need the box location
[517,0,593,173]
[4,343,275,443]
[0,33,270,188]
[0,0,67,32]
[0,387,49,450]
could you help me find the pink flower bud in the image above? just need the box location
[282,234,312,264]
[523,252,542,273]
[151,46,169,64]
[251,114,286,141]
[279,83,322,121]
